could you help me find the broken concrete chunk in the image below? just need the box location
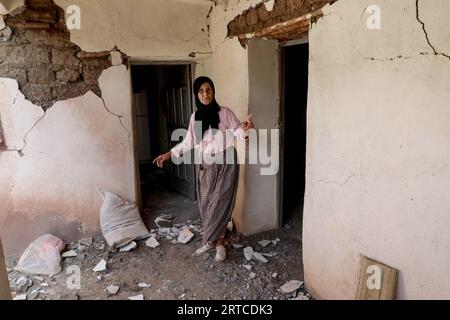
[272,238,281,246]
[119,241,137,252]
[128,294,144,300]
[138,283,151,288]
[280,280,303,294]
[34,276,44,282]
[252,252,269,263]
[244,247,254,261]
[62,250,77,258]
[79,237,93,246]
[93,259,107,272]
[258,240,272,248]
[243,264,252,271]
[249,272,256,279]
[15,276,32,290]
[40,282,49,287]
[292,293,310,300]
[232,244,244,249]
[13,294,27,301]
[272,273,278,278]
[145,237,160,249]
[155,214,173,228]
[171,240,178,245]
[106,285,120,295]
[178,226,195,244]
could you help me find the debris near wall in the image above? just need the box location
[227,0,337,42]
[0,0,126,109]
[5,221,305,300]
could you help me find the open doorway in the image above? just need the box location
[280,42,309,227]
[130,64,199,227]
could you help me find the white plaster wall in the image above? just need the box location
[0,66,135,255]
[54,0,211,60]
[304,0,450,299]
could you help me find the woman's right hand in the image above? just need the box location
[153,152,172,168]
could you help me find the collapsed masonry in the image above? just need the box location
[227,0,337,45]
[0,0,127,109]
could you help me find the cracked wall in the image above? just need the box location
[0,0,212,256]
[227,0,336,38]
[0,0,121,109]
[304,0,450,299]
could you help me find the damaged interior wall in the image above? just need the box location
[304,0,450,299]
[0,0,212,256]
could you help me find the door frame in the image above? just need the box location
[277,37,309,228]
[129,61,197,210]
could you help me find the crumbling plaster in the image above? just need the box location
[0,65,135,256]
[304,0,450,299]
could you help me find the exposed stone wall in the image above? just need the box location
[227,0,337,37]
[0,0,121,109]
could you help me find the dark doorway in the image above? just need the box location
[130,64,198,225]
[281,43,309,226]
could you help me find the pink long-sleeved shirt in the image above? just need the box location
[170,106,248,158]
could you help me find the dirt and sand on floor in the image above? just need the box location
[6,171,305,301]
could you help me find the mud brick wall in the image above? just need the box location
[0,0,114,109]
[228,0,337,37]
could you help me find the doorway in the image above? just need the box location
[280,42,309,227]
[130,64,198,226]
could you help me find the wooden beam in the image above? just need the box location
[0,237,12,300]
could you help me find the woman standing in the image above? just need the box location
[153,76,254,262]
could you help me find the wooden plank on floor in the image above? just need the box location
[356,255,399,300]
[0,237,12,300]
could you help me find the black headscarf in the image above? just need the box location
[193,76,221,144]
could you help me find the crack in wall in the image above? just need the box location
[304,174,357,199]
[416,0,450,61]
[99,96,131,149]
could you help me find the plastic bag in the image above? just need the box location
[99,190,150,248]
[14,234,65,276]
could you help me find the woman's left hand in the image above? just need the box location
[242,114,255,131]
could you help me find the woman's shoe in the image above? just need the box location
[193,242,215,256]
[215,245,226,262]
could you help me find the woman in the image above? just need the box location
[153,76,254,262]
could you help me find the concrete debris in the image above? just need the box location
[13,294,27,301]
[272,238,281,246]
[258,240,272,248]
[243,264,252,271]
[16,276,32,290]
[155,214,173,228]
[244,247,254,261]
[128,294,144,300]
[171,240,178,245]
[178,226,195,244]
[34,276,44,282]
[97,275,103,281]
[292,293,310,300]
[272,273,278,278]
[96,243,105,251]
[158,228,171,236]
[145,237,160,249]
[252,252,269,263]
[232,244,244,249]
[261,252,276,257]
[29,288,41,300]
[138,283,151,288]
[119,241,137,252]
[62,250,77,258]
[40,282,49,287]
[280,280,303,294]
[106,285,120,295]
[93,259,107,272]
[79,237,93,246]
[249,272,256,279]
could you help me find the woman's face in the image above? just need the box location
[198,82,214,106]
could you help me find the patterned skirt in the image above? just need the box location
[196,148,239,244]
